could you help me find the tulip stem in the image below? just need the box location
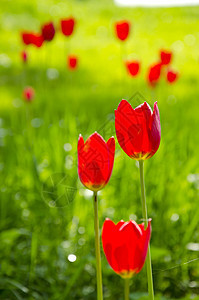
[93,191,103,300]
[139,160,154,300]
[124,278,130,300]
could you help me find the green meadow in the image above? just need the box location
[1,0,199,299]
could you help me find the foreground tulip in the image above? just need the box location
[41,22,55,41]
[78,132,115,300]
[126,61,140,77]
[68,55,78,70]
[148,63,162,87]
[102,218,151,277]
[115,20,130,41]
[115,100,161,160]
[167,70,178,83]
[78,132,115,191]
[160,50,172,65]
[23,86,35,102]
[102,218,151,300]
[61,18,75,36]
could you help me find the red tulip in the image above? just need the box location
[126,61,140,77]
[160,50,172,65]
[115,100,161,160]
[148,63,162,87]
[68,55,78,70]
[102,218,151,278]
[78,132,115,192]
[23,86,35,102]
[167,70,178,83]
[41,22,55,41]
[115,21,130,41]
[61,18,75,36]
[21,50,28,63]
[21,32,44,48]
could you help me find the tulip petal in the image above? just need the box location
[136,221,152,273]
[114,244,129,274]
[78,134,84,152]
[149,102,161,158]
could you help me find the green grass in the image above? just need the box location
[1,0,199,299]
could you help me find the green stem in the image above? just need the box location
[124,278,130,300]
[138,160,154,300]
[93,191,103,300]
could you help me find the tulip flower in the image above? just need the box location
[21,50,28,63]
[68,55,78,70]
[21,32,44,48]
[78,132,115,192]
[167,70,178,83]
[115,100,161,160]
[78,132,115,300]
[126,61,140,77]
[115,20,130,41]
[41,22,55,41]
[23,86,35,102]
[102,218,151,278]
[61,18,75,36]
[160,50,172,65]
[148,62,162,87]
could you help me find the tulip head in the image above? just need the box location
[102,218,151,278]
[126,61,140,77]
[68,55,78,70]
[160,50,172,65]
[167,70,178,83]
[23,86,35,102]
[148,62,162,87]
[61,18,75,36]
[115,20,130,41]
[41,22,55,41]
[77,132,115,192]
[115,100,161,160]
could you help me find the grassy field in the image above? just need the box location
[1,0,199,299]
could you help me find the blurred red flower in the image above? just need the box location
[102,218,151,278]
[21,32,44,48]
[126,61,140,76]
[21,50,28,63]
[115,21,130,41]
[68,55,78,70]
[41,22,55,41]
[167,70,178,83]
[61,18,75,36]
[115,100,161,160]
[148,63,162,87]
[22,32,32,45]
[77,132,115,191]
[23,87,35,102]
[160,50,172,65]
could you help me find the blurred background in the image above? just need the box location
[1,0,199,299]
